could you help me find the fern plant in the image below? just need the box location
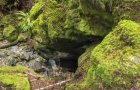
[17,11,32,32]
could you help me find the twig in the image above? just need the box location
[36,79,71,90]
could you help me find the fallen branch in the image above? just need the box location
[36,79,71,90]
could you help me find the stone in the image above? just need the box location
[27,60,42,71]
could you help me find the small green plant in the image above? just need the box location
[17,11,32,32]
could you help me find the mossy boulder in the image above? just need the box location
[67,20,140,90]
[0,65,37,90]
[3,25,19,42]
[79,20,140,90]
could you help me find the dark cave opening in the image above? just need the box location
[54,36,103,73]
[37,35,103,74]
[57,48,86,73]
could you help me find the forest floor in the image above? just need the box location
[27,72,71,90]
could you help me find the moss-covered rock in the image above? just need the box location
[67,20,140,90]
[79,0,116,35]
[0,13,20,41]
[32,26,49,50]
[0,65,36,90]
[113,0,140,23]
[30,0,106,51]
[77,19,109,36]
[79,0,140,35]
[0,14,19,27]
[3,25,19,42]
[73,20,140,90]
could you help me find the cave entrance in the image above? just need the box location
[55,48,86,73]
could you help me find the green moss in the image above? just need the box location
[84,20,140,89]
[0,66,31,90]
[37,14,47,27]
[3,25,19,42]
[76,45,97,76]
[67,20,140,90]
[32,26,48,49]
[113,0,140,23]
[64,8,82,40]
[66,45,98,90]
[29,2,44,19]
[79,0,115,36]
[0,14,19,27]
[0,65,42,90]
[44,3,67,39]
[30,0,114,51]
[0,14,19,43]
[30,0,69,50]
[0,15,12,26]
[0,73,30,90]
[77,19,110,36]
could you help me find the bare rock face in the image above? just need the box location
[0,44,43,69]
[0,43,58,76]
